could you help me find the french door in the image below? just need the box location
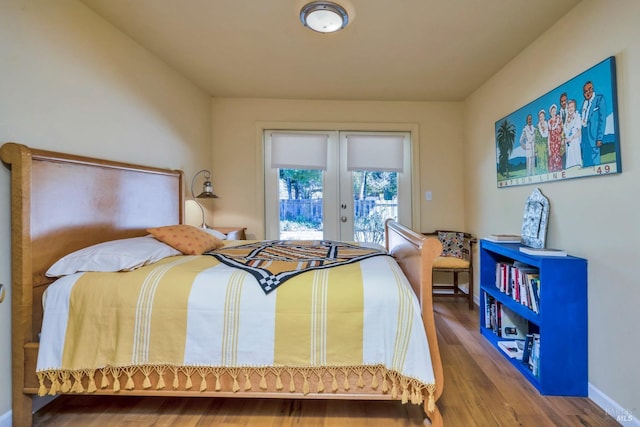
[264,130,411,243]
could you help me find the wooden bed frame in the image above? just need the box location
[1,143,444,427]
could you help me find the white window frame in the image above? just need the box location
[256,121,421,239]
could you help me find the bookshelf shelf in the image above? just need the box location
[479,239,588,396]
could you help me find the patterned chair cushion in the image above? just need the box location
[437,231,467,259]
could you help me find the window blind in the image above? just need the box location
[270,132,328,170]
[346,134,404,172]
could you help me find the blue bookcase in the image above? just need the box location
[479,239,588,396]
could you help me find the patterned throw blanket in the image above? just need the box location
[207,240,387,294]
[36,254,436,408]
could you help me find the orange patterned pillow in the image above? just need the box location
[147,224,224,255]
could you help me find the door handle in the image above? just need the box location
[341,216,348,222]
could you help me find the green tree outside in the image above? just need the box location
[279,169,398,243]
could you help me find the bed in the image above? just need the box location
[1,142,444,426]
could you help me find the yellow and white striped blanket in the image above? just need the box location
[36,251,435,405]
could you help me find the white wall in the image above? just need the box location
[0,0,212,420]
[210,98,465,238]
[464,0,640,416]
[6,0,635,422]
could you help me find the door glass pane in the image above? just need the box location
[278,168,324,240]
[352,171,398,244]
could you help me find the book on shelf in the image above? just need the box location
[519,247,567,257]
[521,333,541,377]
[495,262,509,292]
[485,234,521,243]
[483,294,530,339]
[500,305,529,339]
[483,293,501,335]
[529,334,541,377]
[517,266,538,308]
[521,334,534,365]
[529,277,540,313]
[484,294,496,329]
[493,261,541,313]
[497,340,524,359]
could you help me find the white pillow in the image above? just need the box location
[46,235,182,277]
[202,228,227,240]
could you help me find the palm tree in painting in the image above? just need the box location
[496,119,516,179]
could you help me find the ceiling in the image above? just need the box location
[81,0,581,102]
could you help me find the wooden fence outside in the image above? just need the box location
[279,199,397,223]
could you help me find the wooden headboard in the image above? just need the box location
[1,143,184,341]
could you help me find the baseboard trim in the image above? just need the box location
[589,383,638,426]
[0,410,11,427]
[0,395,58,426]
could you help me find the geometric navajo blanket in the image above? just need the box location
[206,240,387,294]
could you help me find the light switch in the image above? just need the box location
[425,191,432,201]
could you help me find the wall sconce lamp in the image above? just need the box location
[191,169,219,228]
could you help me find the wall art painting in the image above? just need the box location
[495,56,621,188]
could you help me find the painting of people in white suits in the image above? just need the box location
[495,57,621,188]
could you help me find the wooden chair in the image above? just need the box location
[425,230,476,310]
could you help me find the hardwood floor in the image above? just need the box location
[32,301,619,427]
[433,300,617,427]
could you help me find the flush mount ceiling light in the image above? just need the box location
[300,1,349,33]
